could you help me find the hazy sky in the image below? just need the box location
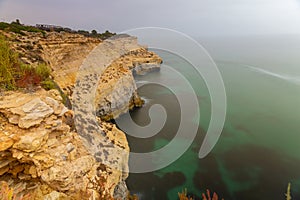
[0,0,300,36]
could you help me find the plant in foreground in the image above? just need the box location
[202,189,224,200]
[178,189,224,200]
[178,189,193,200]
[286,183,292,200]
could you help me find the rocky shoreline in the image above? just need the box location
[0,30,162,199]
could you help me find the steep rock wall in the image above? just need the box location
[0,89,128,199]
[0,30,162,199]
[95,47,162,120]
[2,30,162,119]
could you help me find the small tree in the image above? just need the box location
[91,30,97,35]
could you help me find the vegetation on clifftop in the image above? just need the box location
[0,20,45,35]
[0,35,19,90]
[0,19,115,40]
[0,35,54,90]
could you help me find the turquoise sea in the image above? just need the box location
[119,35,300,200]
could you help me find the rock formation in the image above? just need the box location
[0,30,162,199]
[0,89,128,199]
[95,47,161,120]
[1,30,162,104]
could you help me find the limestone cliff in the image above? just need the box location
[0,30,101,96]
[40,32,101,95]
[1,30,162,111]
[0,30,162,199]
[0,89,128,199]
[95,47,162,120]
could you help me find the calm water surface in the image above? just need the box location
[119,35,300,200]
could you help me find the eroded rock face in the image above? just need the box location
[39,32,102,96]
[95,70,141,120]
[1,30,162,120]
[71,36,139,191]
[0,31,163,199]
[95,47,162,120]
[0,30,101,97]
[2,30,162,108]
[0,89,129,199]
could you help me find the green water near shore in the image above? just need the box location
[123,35,300,200]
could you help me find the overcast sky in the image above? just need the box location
[0,0,300,36]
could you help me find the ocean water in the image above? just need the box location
[119,35,300,200]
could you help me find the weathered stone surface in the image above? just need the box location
[0,166,9,176]
[95,71,138,120]
[2,30,161,121]
[0,90,129,199]
[95,47,161,120]
[0,133,14,151]
[45,97,64,115]
[43,191,68,200]
[13,128,49,152]
[0,92,55,129]
[114,181,128,200]
[72,36,136,173]
[0,31,162,199]
[132,63,161,75]
[19,98,54,129]
[0,30,101,97]
[0,92,33,109]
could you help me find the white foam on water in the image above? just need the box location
[217,60,300,85]
[243,64,300,85]
[136,80,150,85]
[140,96,152,105]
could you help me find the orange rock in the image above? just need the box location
[0,133,14,151]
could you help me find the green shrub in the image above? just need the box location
[0,35,53,90]
[60,91,69,106]
[0,35,18,90]
[98,30,116,40]
[18,63,31,76]
[0,22,10,30]
[76,29,116,40]
[41,78,56,90]
[0,21,45,35]
[35,63,51,80]
[16,63,51,88]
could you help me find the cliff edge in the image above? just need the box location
[0,29,162,199]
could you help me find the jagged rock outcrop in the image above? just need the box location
[39,33,162,120]
[1,30,162,109]
[39,32,101,95]
[72,35,143,199]
[95,47,162,120]
[0,89,128,199]
[0,30,162,199]
[0,30,102,96]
